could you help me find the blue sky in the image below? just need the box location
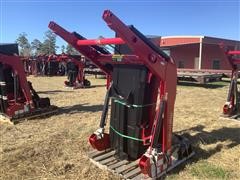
[0,0,239,52]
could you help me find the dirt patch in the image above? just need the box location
[0,76,239,179]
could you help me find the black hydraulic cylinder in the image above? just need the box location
[99,83,112,128]
[0,63,4,112]
[233,77,239,112]
[0,63,8,112]
[13,74,18,103]
[227,73,237,102]
[227,79,234,102]
[28,81,40,100]
[152,100,166,148]
[129,25,170,61]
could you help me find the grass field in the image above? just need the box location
[0,76,239,180]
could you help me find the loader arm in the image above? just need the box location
[0,54,33,105]
[49,9,177,153]
[48,22,110,75]
[102,10,177,152]
[47,10,193,179]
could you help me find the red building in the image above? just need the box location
[159,36,240,70]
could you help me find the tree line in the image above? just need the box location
[16,30,79,56]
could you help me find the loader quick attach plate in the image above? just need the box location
[88,136,195,180]
[0,105,58,124]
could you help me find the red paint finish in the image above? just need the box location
[159,36,239,70]
[168,44,199,69]
[161,37,200,47]
[228,51,240,55]
[201,44,232,70]
[77,37,125,45]
[49,9,177,177]
[0,54,33,106]
[223,50,240,117]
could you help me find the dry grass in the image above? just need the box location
[0,76,239,180]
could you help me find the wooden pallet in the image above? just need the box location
[0,106,58,124]
[220,114,240,122]
[88,149,195,180]
[88,149,144,179]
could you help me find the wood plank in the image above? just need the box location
[108,160,129,170]
[88,149,111,158]
[88,149,98,156]
[115,160,138,174]
[123,168,141,179]
[94,150,116,161]
[100,156,117,165]
[88,145,195,179]
[90,159,109,171]
[104,160,119,167]
[130,173,145,180]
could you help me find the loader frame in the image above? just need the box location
[222,50,240,120]
[0,53,57,123]
[48,53,90,88]
[49,10,193,179]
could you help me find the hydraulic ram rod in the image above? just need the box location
[77,38,125,46]
[228,51,240,55]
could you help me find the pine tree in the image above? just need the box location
[66,44,80,55]
[41,30,58,55]
[16,32,31,56]
[31,39,43,55]
[61,45,66,53]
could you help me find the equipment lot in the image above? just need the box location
[0,76,239,179]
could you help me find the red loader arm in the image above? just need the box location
[0,54,33,106]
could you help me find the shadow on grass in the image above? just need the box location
[12,104,103,124]
[37,90,72,94]
[87,84,106,88]
[37,85,106,93]
[168,125,240,176]
[177,81,228,89]
[221,79,232,83]
[57,103,103,115]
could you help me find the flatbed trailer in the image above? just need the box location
[84,68,105,76]
[177,69,225,84]
[85,68,231,84]
[178,68,232,77]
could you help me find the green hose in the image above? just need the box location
[110,125,143,142]
[112,97,156,108]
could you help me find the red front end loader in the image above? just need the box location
[0,44,57,123]
[49,10,194,179]
[222,50,240,120]
[48,53,91,88]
